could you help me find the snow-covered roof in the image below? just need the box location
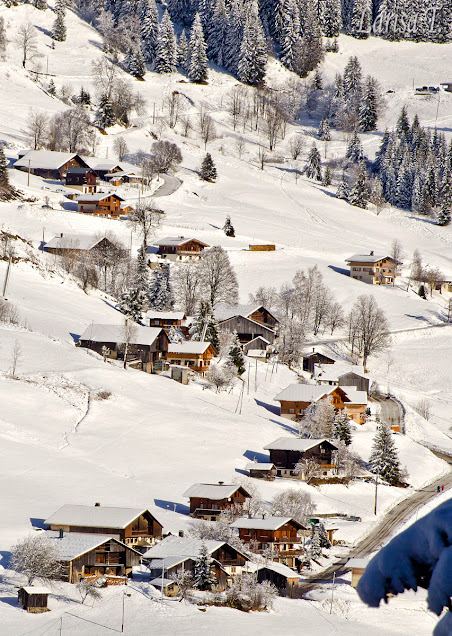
[143,536,225,559]
[152,236,209,247]
[45,504,151,529]
[78,324,163,347]
[147,555,191,570]
[42,531,119,561]
[105,170,138,178]
[345,254,392,264]
[274,384,334,403]
[230,516,300,531]
[146,311,186,321]
[342,388,368,405]
[246,350,267,358]
[66,167,95,174]
[214,303,277,323]
[264,437,337,451]
[245,462,275,471]
[14,150,80,170]
[347,558,370,569]
[245,336,270,345]
[314,363,366,382]
[77,192,124,202]
[256,562,300,579]
[20,587,50,594]
[183,483,250,499]
[168,342,213,354]
[150,577,176,587]
[44,234,106,251]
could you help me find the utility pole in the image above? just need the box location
[59,616,63,635]
[121,590,125,633]
[374,469,379,516]
[27,159,31,187]
[329,571,336,614]
[247,363,250,395]
[2,254,12,299]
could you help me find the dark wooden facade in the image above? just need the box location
[247,307,278,329]
[218,316,276,344]
[150,558,229,591]
[59,538,141,583]
[18,589,49,613]
[188,487,250,520]
[337,372,370,394]
[256,567,299,598]
[66,168,98,187]
[158,239,208,257]
[268,440,337,472]
[16,154,89,180]
[236,521,301,546]
[303,352,335,373]
[78,194,123,217]
[248,465,276,480]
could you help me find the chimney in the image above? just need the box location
[95,502,100,507]
[179,530,184,538]
[370,250,374,256]
[312,347,315,353]
[218,481,224,485]
[60,233,63,238]
[59,528,64,539]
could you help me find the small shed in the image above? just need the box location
[347,558,369,588]
[256,563,299,597]
[303,350,335,374]
[150,577,179,597]
[245,462,276,480]
[171,364,189,385]
[243,336,270,355]
[18,587,50,613]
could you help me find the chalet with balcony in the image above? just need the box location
[167,341,216,375]
[143,536,249,583]
[183,482,251,521]
[65,167,98,193]
[230,516,306,569]
[274,384,367,424]
[13,150,89,180]
[104,170,142,185]
[77,324,169,373]
[77,193,124,217]
[40,530,142,583]
[263,438,338,478]
[45,504,163,549]
[345,252,402,285]
[152,236,210,261]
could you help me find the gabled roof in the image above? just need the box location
[183,483,251,499]
[78,324,164,347]
[44,234,107,251]
[218,315,276,334]
[264,437,337,452]
[345,254,395,264]
[14,150,85,170]
[152,236,209,248]
[168,342,214,355]
[105,170,138,178]
[20,587,50,595]
[66,167,96,175]
[256,562,300,579]
[77,192,124,202]
[230,516,305,531]
[314,363,366,383]
[245,462,275,471]
[214,303,279,324]
[347,558,370,569]
[146,310,186,321]
[245,336,270,346]
[274,384,335,403]
[147,555,192,570]
[41,531,129,561]
[341,387,368,405]
[142,536,249,561]
[45,504,158,529]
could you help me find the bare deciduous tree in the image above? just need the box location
[76,578,103,604]
[113,136,129,161]
[25,109,48,150]
[270,488,315,525]
[198,110,216,149]
[389,239,404,286]
[172,262,201,315]
[164,91,183,129]
[293,457,322,483]
[257,146,267,170]
[10,534,63,585]
[10,338,22,378]
[289,135,304,160]
[15,23,38,68]
[205,363,237,393]
[326,301,345,335]
[121,319,138,369]
[171,569,194,602]
[413,398,431,421]
[151,140,182,173]
[127,198,162,247]
[349,295,390,372]
[199,246,238,308]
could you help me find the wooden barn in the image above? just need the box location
[65,167,98,193]
[314,363,370,395]
[263,437,338,478]
[41,530,142,584]
[18,587,50,613]
[245,462,276,480]
[256,563,300,597]
[77,324,169,373]
[77,193,124,218]
[302,350,335,374]
[183,482,251,520]
[152,236,210,261]
[145,311,187,329]
[216,315,276,344]
[167,342,216,375]
[243,336,270,355]
[43,234,118,257]
[13,150,89,180]
[45,504,163,549]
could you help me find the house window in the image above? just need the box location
[288,409,295,414]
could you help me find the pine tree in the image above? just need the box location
[322,165,332,187]
[197,0,214,44]
[79,87,91,105]
[147,263,174,310]
[135,244,150,292]
[346,0,371,39]
[318,119,331,141]
[154,10,177,74]
[308,525,322,560]
[178,29,189,69]
[118,288,147,322]
[360,76,379,132]
[52,9,66,42]
[125,47,146,79]
[223,215,235,236]
[193,543,216,591]
[437,202,451,226]
[48,79,56,96]
[167,0,194,27]
[396,105,410,139]
[237,0,267,86]
[208,0,229,66]
[312,69,323,90]
[318,522,331,548]
[279,0,301,71]
[225,0,246,75]
[96,94,116,128]
[0,145,10,190]
[304,142,322,181]
[348,165,369,208]
[343,55,363,116]
[333,411,352,445]
[418,284,426,299]
[345,131,364,163]
[200,153,217,181]
[319,0,342,37]
[226,330,246,375]
[189,300,219,350]
[188,13,208,83]
[336,171,349,200]
[395,159,413,209]
[369,423,402,485]
[141,0,159,63]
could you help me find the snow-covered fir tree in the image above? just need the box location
[178,29,189,69]
[48,79,56,96]
[166,0,194,27]
[135,244,150,293]
[348,165,369,208]
[345,131,364,163]
[154,10,178,74]
[308,525,322,560]
[279,0,301,71]
[336,171,349,200]
[322,165,332,186]
[78,87,90,105]
[225,0,246,75]
[125,47,146,79]
[223,215,235,236]
[226,330,246,375]
[189,299,220,350]
[197,0,214,44]
[318,119,331,141]
[237,0,267,86]
[96,94,115,128]
[369,423,402,485]
[304,142,322,181]
[318,522,331,548]
[193,543,216,590]
[188,13,208,82]
[208,0,228,66]
[0,145,11,191]
[346,0,371,38]
[360,76,379,132]
[118,288,147,322]
[319,0,342,37]
[396,105,410,138]
[437,202,451,226]
[52,9,66,42]
[140,0,159,63]
[200,153,217,181]
[147,264,174,310]
[333,411,352,445]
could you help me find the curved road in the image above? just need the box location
[298,452,452,595]
[374,395,405,434]
[153,173,182,197]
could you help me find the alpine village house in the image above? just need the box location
[264,437,339,478]
[345,251,402,285]
[183,483,252,521]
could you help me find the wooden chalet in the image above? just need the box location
[41,530,141,584]
[144,536,250,582]
[230,516,306,569]
[302,349,335,374]
[243,336,270,355]
[18,587,50,613]
[65,167,98,193]
[77,193,124,218]
[245,462,276,480]
[45,504,163,548]
[263,437,338,478]
[315,363,370,395]
[77,324,169,373]
[215,304,279,345]
[152,236,210,261]
[345,251,402,285]
[274,384,367,424]
[104,170,142,185]
[167,341,216,375]
[14,150,89,180]
[183,482,252,521]
[145,311,186,329]
[256,563,299,597]
[89,161,123,180]
[44,234,117,256]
